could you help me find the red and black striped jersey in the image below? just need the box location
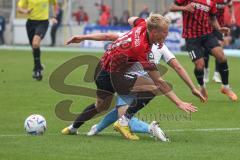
[100,18,156,73]
[216,0,232,26]
[175,0,217,39]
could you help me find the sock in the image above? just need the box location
[218,62,229,85]
[118,115,129,126]
[72,103,98,129]
[96,108,118,132]
[124,92,155,119]
[215,59,220,72]
[129,117,150,133]
[223,84,230,89]
[204,53,209,69]
[68,124,78,132]
[33,48,41,71]
[194,68,204,86]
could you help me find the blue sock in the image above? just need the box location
[129,117,150,133]
[96,108,118,132]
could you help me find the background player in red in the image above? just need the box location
[170,0,238,102]
[203,0,236,83]
[62,14,200,135]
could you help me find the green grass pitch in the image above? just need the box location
[0,49,239,160]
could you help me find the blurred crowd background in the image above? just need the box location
[0,0,240,50]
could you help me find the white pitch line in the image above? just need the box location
[165,128,240,132]
[0,128,240,138]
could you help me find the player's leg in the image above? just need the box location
[0,31,4,44]
[185,38,208,100]
[50,24,57,46]
[87,108,118,136]
[88,94,153,140]
[212,59,222,83]
[62,69,115,135]
[31,20,49,81]
[203,48,210,83]
[92,95,134,132]
[87,94,140,140]
[204,33,237,101]
[26,20,38,79]
[115,97,169,141]
[113,75,158,139]
[88,91,168,141]
[212,31,223,83]
[118,75,169,141]
[87,95,134,136]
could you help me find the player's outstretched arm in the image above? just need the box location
[168,59,206,103]
[148,70,197,113]
[65,33,119,45]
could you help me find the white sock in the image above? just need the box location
[200,83,206,88]
[68,124,77,132]
[214,71,219,76]
[223,84,230,89]
[118,115,129,126]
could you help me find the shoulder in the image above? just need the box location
[133,18,146,27]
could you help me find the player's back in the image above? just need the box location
[101,19,153,73]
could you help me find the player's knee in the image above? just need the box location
[195,60,204,70]
[95,96,112,112]
[32,41,40,49]
[216,55,227,63]
[117,105,128,117]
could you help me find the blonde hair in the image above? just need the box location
[146,13,170,31]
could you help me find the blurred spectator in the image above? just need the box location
[50,3,63,46]
[119,10,130,26]
[72,6,89,25]
[223,0,240,48]
[95,2,111,26]
[139,5,149,19]
[109,15,118,26]
[164,11,182,27]
[0,15,5,45]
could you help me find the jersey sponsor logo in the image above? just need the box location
[191,2,210,12]
[134,27,141,47]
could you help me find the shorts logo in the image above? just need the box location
[124,73,135,80]
[147,52,155,63]
[188,50,196,60]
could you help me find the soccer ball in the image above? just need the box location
[24,114,47,135]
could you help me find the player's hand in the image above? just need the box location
[231,17,236,26]
[192,88,206,103]
[219,27,230,35]
[51,17,58,25]
[65,36,83,45]
[24,8,33,14]
[184,3,195,13]
[176,101,197,113]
